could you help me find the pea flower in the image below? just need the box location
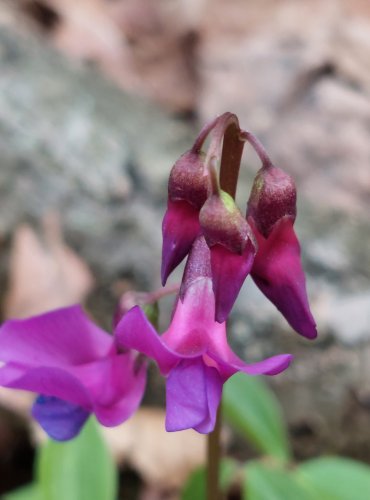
[0,305,146,441]
[247,161,317,339]
[116,237,292,433]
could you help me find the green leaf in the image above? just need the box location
[37,418,117,500]
[222,373,290,461]
[244,461,314,500]
[2,484,41,500]
[181,458,238,500]
[297,456,370,500]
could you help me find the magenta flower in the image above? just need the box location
[161,150,209,285]
[0,305,146,441]
[116,237,292,433]
[247,163,317,339]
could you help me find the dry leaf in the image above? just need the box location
[104,408,206,490]
[4,214,94,318]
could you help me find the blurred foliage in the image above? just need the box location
[183,375,370,500]
[3,419,117,500]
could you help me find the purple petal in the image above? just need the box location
[251,217,317,339]
[210,240,255,323]
[115,306,180,375]
[0,365,92,409]
[92,355,147,427]
[165,358,222,434]
[32,396,90,441]
[161,200,201,285]
[0,305,112,367]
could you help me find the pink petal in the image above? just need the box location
[161,200,200,285]
[115,306,180,375]
[210,240,255,323]
[251,217,317,339]
[0,305,112,367]
[93,357,147,427]
[165,358,222,433]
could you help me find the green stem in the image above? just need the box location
[207,402,222,500]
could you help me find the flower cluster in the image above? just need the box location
[0,112,316,439]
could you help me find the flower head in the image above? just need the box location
[116,237,292,433]
[0,305,146,440]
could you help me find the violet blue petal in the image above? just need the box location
[32,396,90,441]
[165,358,222,433]
[115,306,180,375]
[210,240,255,323]
[161,200,201,285]
[251,217,317,339]
[0,305,111,367]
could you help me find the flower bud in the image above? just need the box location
[199,191,256,323]
[168,150,209,209]
[200,190,254,254]
[247,165,296,237]
[161,150,210,285]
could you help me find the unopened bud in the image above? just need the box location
[200,190,255,254]
[168,150,209,209]
[247,165,296,237]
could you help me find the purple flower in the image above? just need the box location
[161,150,209,285]
[116,237,292,434]
[247,163,317,339]
[0,305,146,441]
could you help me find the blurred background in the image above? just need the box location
[0,0,369,498]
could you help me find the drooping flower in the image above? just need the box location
[199,171,256,323]
[116,237,292,433]
[161,149,209,285]
[247,162,317,339]
[0,305,146,441]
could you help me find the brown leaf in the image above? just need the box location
[103,408,206,490]
[4,214,94,318]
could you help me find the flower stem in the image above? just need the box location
[219,120,245,199]
[240,130,273,169]
[207,402,222,500]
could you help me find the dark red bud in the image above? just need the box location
[247,165,296,237]
[200,190,256,254]
[168,150,209,210]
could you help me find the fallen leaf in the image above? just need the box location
[4,214,94,318]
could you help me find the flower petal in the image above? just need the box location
[32,396,90,441]
[0,365,92,409]
[161,200,201,285]
[251,217,317,339]
[0,305,112,367]
[115,306,180,375]
[165,358,222,434]
[92,356,147,427]
[210,241,255,323]
[209,351,293,380]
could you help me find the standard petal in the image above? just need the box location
[210,240,255,323]
[165,358,222,433]
[32,396,90,441]
[115,306,180,375]
[251,217,317,339]
[0,305,112,367]
[161,200,201,285]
